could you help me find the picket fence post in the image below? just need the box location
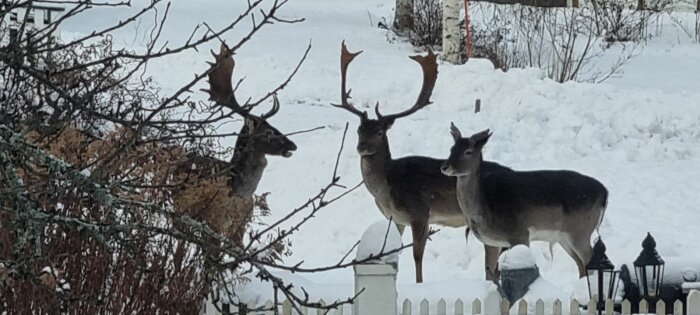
[621,299,631,314]
[353,264,398,315]
[454,298,464,315]
[553,299,562,315]
[688,290,700,314]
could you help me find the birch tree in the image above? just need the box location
[442,0,463,63]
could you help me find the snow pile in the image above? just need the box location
[356,220,403,266]
[499,245,537,270]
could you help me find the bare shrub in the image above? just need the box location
[589,0,670,43]
[466,3,640,82]
[412,0,444,47]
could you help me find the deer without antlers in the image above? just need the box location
[441,124,608,278]
[332,42,499,283]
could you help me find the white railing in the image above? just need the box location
[204,291,700,314]
[203,264,700,314]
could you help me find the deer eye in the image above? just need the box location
[464,150,473,156]
[376,130,384,136]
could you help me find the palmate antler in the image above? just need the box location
[330,41,368,119]
[331,41,439,122]
[203,43,280,119]
[375,49,438,121]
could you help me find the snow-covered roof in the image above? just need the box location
[11,1,65,11]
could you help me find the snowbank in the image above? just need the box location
[356,220,403,266]
[499,245,537,270]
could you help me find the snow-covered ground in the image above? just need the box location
[64,0,700,310]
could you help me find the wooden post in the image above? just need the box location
[570,299,581,315]
[687,290,700,314]
[475,99,481,113]
[483,287,501,314]
[420,299,430,315]
[402,299,412,315]
[437,299,447,315]
[353,264,398,315]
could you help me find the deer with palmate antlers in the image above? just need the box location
[178,44,297,246]
[441,125,608,278]
[332,42,500,283]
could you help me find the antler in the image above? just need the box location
[260,94,280,120]
[202,43,252,114]
[330,41,367,119]
[375,49,438,121]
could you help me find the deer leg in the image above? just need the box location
[411,220,429,283]
[570,235,593,278]
[484,245,501,282]
[560,237,587,278]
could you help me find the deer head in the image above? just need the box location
[204,44,297,158]
[331,41,438,157]
[441,123,491,176]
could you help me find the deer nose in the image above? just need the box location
[440,164,451,173]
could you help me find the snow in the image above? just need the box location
[499,245,537,271]
[355,220,403,266]
[512,278,571,314]
[62,0,700,306]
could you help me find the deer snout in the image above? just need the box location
[440,163,455,176]
[282,141,297,158]
[356,142,375,156]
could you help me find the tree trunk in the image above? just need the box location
[394,0,414,31]
[442,0,462,64]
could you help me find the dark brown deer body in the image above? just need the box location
[441,125,608,278]
[332,43,498,283]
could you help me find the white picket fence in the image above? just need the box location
[205,290,700,314]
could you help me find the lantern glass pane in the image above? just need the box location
[586,269,615,301]
[586,270,597,299]
[646,265,659,297]
[635,265,647,296]
[609,271,620,301]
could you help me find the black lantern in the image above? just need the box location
[586,238,619,314]
[633,233,665,300]
[586,238,620,314]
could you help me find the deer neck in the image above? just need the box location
[229,134,268,198]
[456,158,488,224]
[359,138,392,199]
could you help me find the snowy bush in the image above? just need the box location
[589,0,670,43]
[465,3,656,82]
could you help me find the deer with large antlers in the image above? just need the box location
[441,125,608,278]
[181,44,297,244]
[332,42,498,283]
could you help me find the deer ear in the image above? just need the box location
[450,122,462,142]
[473,129,492,148]
[244,117,257,131]
[382,118,395,130]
